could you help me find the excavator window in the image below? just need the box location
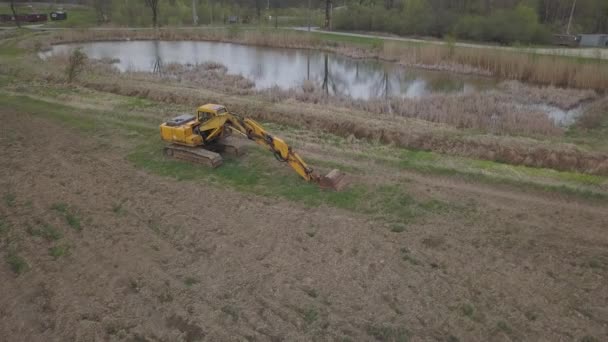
[197,111,213,122]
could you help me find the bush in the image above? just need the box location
[335,4,547,44]
[65,48,87,83]
[453,5,549,45]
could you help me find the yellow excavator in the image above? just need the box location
[160,104,346,190]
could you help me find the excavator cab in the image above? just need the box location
[197,104,227,122]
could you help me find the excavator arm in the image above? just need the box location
[224,114,346,190]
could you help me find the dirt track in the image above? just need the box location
[1,110,607,341]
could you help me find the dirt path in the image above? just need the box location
[0,111,606,342]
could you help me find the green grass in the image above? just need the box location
[112,202,127,215]
[312,31,386,48]
[51,202,68,213]
[27,222,62,241]
[366,324,410,342]
[183,277,199,286]
[303,307,319,325]
[51,202,82,231]
[6,251,28,274]
[462,304,474,318]
[390,150,608,202]
[0,4,97,29]
[0,217,9,235]
[65,212,81,230]
[496,321,512,335]
[400,247,421,266]
[3,193,16,207]
[49,244,69,259]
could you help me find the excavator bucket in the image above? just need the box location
[318,169,348,191]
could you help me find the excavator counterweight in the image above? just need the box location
[159,104,347,191]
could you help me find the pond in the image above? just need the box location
[40,40,497,100]
[41,40,587,126]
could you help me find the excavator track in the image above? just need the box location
[206,136,248,157]
[164,144,223,168]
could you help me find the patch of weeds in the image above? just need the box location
[52,203,82,231]
[6,251,29,275]
[366,324,409,342]
[446,335,460,342]
[303,307,319,325]
[112,202,126,215]
[0,218,9,235]
[580,336,599,342]
[66,212,82,231]
[184,277,199,287]
[400,247,420,266]
[49,244,70,259]
[4,193,16,207]
[28,223,62,241]
[306,230,316,237]
[221,305,239,322]
[51,202,68,213]
[366,185,419,222]
[496,321,512,335]
[419,199,450,212]
[462,304,474,318]
[390,223,407,233]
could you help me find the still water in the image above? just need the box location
[41,40,496,100]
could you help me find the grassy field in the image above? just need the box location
[0,3,96,28]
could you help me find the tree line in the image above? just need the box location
[7,0,607,44]
[334,0,608,44]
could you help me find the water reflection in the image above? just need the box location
[42,40,496,100]
[152,40,163,76]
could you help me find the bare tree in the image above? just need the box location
[10,0,20,28]
[92,0,111,24]
[324,0,332,30]
[144,0,160,27]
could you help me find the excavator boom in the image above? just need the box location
[225,114,347,190]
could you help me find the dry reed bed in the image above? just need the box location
[91,60,593,137]
[382,42,608,90]
[30,28,608,90]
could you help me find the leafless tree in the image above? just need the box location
[324,0,332,30]
[10,0,20,28]
[92,0,111,24]
[144,0,160,27]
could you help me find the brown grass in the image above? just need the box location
[576,96,608,130]
[382,41,608,90]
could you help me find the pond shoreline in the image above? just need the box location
[24,28,608,90]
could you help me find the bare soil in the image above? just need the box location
[1,110,607,341]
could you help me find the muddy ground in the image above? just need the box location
[0,110,607,342]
